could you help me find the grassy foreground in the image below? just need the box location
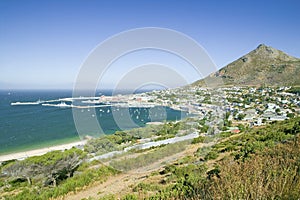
[105,117,300,199]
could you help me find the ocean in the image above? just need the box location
[0,90,186,155]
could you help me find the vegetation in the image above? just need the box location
[3,165,116,200]
[2,148,85,187]
[84,122,183,156]
[117,117,300,199]
[287,86,300,94]
[0,148,117,200]
[191,136,206,144]
[84,131,138,155]
[203,150,219,161]
[110,141,188,171]
[207,136,300,199]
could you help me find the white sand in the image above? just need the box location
[146,121,164,125]
[0,140,87,162]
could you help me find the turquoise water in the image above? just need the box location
[0,90,186,155]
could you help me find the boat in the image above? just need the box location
[56,102,70,107]
[81,100,100,104]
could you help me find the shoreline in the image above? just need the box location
[0,140,87,162]
[146,121,164,125]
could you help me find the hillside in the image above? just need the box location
[195,44,300,87]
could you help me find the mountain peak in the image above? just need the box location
[199,44,300,87]
[252,44,281,57]
[256,43,268,49]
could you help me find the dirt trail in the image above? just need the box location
[59,134,241,200]
[61,143,205,200]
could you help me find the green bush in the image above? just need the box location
[204,150,219,161]
[133,182,160,192]
[191,136,205,144]
[99,194,116,200]
[122,194,138,200]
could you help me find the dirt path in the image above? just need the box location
[61,143,207,200]
[59,134,241,200]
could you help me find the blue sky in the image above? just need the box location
[1,0,300,89]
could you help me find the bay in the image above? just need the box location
[0,90,186,155]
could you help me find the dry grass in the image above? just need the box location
[208,136,300,200]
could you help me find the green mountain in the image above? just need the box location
[195,44,300,87]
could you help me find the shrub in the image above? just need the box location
[204,150,219,161]
[191,136,205,144]
[208,135,300,199]
[122,194,138,200]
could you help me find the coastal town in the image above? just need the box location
[95,85,300,131]
[5,85,299,162]
[8,85,300,141]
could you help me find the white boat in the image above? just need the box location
[56,102,70,107]
[81,100,100,104]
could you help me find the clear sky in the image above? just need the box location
[1,0,300,89]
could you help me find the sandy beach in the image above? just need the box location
[0,140,87,162]
[146,121,164,125]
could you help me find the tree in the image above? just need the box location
[42,150,82,186]
[2,161,40,185]
[2,148,84,187]
[287,112,295,118]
